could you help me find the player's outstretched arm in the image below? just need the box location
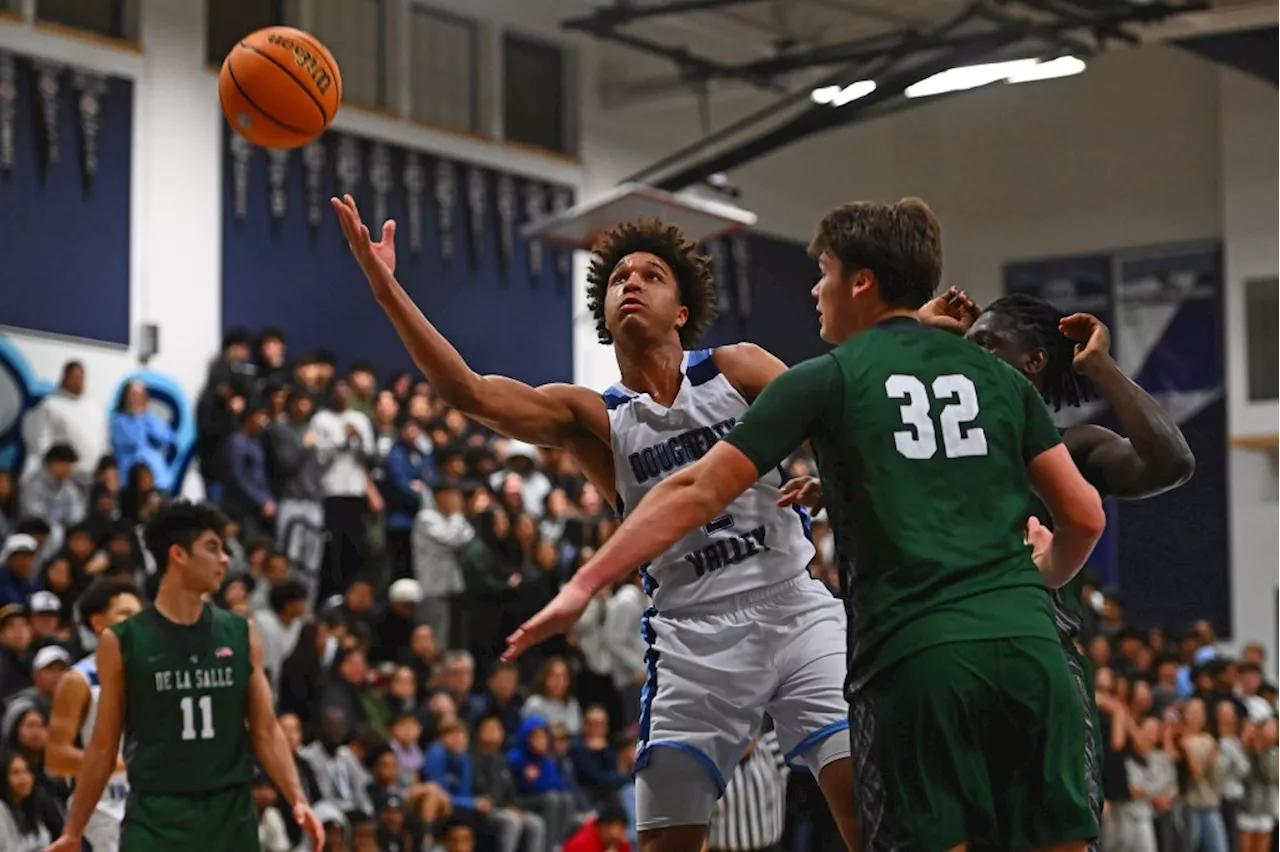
[332,194,601,448]
[503,440,760,661]
[1059,313,1195,499]
[1027,445,1106,588]
[49,632,125,849]
[246,620,325,849]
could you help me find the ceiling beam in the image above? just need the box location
[563,0,768,29]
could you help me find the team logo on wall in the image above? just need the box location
[708,239,731,315]
[551,186,574,279]
[72,70,108,194]
[335,135,361,201]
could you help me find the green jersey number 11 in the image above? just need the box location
[180,695,216,741]
[886,374,989,460]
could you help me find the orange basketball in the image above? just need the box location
[219,26,342,150]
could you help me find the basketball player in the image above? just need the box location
[507,198,1107,851]
[967,294,1194,847]
[331,194,866,852]
[45,578,143,852]
[45,502,324,852]
[778,293,1197,849]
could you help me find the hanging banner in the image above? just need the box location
[335,134,361,201]
[523,182,548,285]
[369,142,392,229]
[434,158,457,266]
[731,236,751,320]
[31,61,62,178]
[267,148,289,222]
[495,173,517,274]
[708,239,731,316]
[0,52,16,176]
[466,165,488,269]
[403,150,425,254]
[72,69,108,194]
[229,132,253,221]
[302,140,326,237]
[551,186,574,280]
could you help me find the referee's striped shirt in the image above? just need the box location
[707,731,790,852]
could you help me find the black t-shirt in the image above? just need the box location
[1098,710,1132,802]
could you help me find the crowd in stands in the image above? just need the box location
[0,326,1274,852]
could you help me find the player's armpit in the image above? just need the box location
[45,670,90,777]
[714,342,789,403]
[1027,444,1106,588]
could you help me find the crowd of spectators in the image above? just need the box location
[0,326,1274,852]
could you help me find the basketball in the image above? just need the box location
[218,26,342,150]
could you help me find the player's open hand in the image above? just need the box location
[918,287,980,335]
[44,833,83,852]
[1025,516,1053,574]
[331,193,398,279]
[503,582,593,662]
[1059,313,1112,374]
[777,475,823,511]
[294,800,326,849]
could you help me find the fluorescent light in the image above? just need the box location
[904,57,1086,99]
[810,80,877,107]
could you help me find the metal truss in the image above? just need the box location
[577,0,1208,190]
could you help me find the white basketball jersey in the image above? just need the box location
[605,348,815,612]
[70,655,128,823]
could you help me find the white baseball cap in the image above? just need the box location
[0,534,38,564]
[28,591,61,615]
[388,578,424,605]
[32,645,72,671]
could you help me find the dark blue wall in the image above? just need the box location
[221,128,574,386]
[0,57,132,344]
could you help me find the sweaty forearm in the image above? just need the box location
[256,722,307,806]
[1041,522,1102,589]
[574,473,722,595]
[45,742,85,778]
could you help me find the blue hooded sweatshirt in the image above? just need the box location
[506,715,569,794]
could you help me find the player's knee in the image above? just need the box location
[634,746,720,833]
[640,825,711,852]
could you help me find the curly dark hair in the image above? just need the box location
[585,219,718,347]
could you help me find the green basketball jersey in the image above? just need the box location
[724,316,1065,691]
[112,604,254,796]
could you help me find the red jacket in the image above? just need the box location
[563,821,632,852]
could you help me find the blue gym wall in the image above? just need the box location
[220,127,576,387]
[0,53,132,344]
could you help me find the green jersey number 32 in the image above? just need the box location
[886,374,989,460]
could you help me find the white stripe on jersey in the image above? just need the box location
[70,655,129,823]
[605,348,815,613]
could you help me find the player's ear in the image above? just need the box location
[674,305,688,329]
[1025,346,1049,375]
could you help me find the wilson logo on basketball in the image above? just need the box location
[266,33,334,96]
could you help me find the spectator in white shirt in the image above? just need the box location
[20,361,105,489]
[410,480,471,647]
[604,573,648,729]
[488,442,551,518]
[309,380,378,602]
